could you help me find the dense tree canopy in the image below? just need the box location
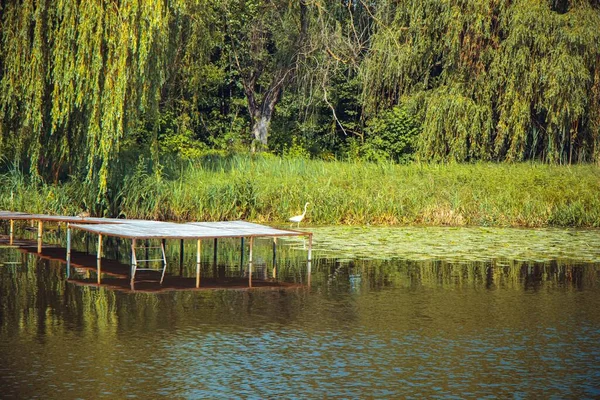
[0,0,599,194]
[363,0,600,163]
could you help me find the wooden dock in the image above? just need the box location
[0,211,312,290]
[0,237,303,293]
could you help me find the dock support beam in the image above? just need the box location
[37,220,43,253]
[272,238,277,279]
[240,238,244,271]
[196,239,201,288]
[307,234,313,287]
[212,238,218,278]
[97,234,103,284]
[130,239,137,289]
[179,239,184,277]
[213,238,218,267]
[9,219,14,245]
[66,224,71,278]
[160,239,167,285]
[248,237,254,288]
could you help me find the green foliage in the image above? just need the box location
[0,0,215,196]
[117,156,165,219]
[152,111,207,160]
[2,0,600,209]
[362,0,600,163]
[362,106,420,163]
[283,137,311,159]
[1,155,599,228]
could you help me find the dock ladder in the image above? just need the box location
[130,239,167,285]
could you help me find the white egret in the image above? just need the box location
[289,202,309,227]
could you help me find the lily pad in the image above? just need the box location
[309,226,600,263]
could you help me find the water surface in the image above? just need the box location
[1,227,600,398]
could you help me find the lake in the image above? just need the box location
[1,226,600,398]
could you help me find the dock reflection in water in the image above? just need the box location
[0,232,311,292]
[68,276,301,293]
[1,239,600,398]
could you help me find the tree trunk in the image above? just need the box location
[234,0,308,151]
[246,72,283,152]
[252,114,270,148]
[251,93,279,150]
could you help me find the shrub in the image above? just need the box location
[362,106,420,163]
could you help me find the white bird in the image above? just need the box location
[289,202,309,227]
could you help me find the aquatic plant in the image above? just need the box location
[0,155,599,228]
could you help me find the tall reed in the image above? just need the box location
[1,155,599,227]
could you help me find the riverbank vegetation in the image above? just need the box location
[1,155,598,227]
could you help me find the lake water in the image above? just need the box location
[1,227,600,398]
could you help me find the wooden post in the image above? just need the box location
[97,234,103,284]
[179,239,184,277]
[212,238,218,278]
[272,238,277,279]
[160,239,167,285]
[307,234,312,288]
[240,237,245,271]
[66,224,71,279]
[248,237,253,288]
[213,238,218,267]
[130,238,137,288]
[9,219,14,245]
[196,239,202,288]
[37,220,43,253]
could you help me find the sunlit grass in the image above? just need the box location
[1,155,599,227]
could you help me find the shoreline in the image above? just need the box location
[1,158,599,228]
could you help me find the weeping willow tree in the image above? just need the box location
[362,0,600,163]
[0,0,215,197]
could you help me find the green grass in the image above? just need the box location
[1,155,599,227]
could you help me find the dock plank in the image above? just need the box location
[1,211,309,241]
